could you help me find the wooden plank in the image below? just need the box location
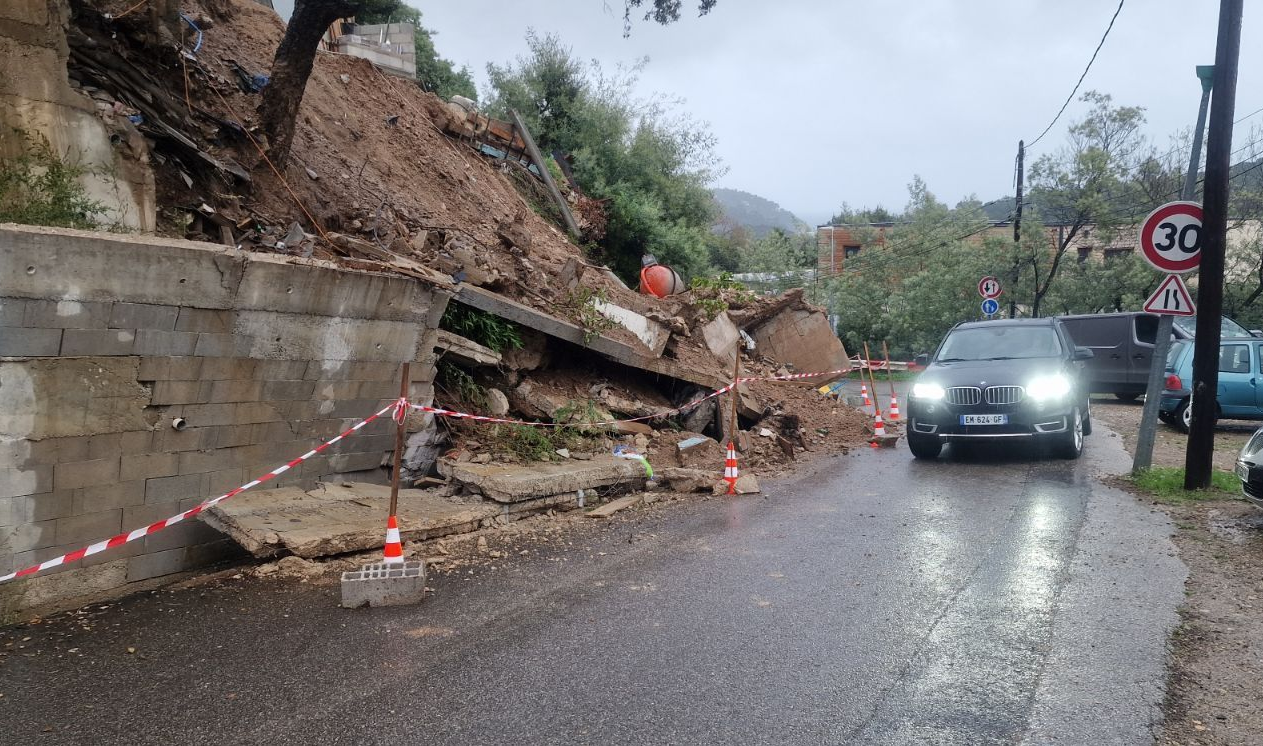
[453,284,726,391]
[585,494,642,518]
[509,109,582,239]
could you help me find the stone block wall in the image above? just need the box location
[0,224,449,616]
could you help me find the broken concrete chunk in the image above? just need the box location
[615,421,653,435]
[486,388,510,416]
[659,467,715,493]
[711,474,760,495]
[701,312,741,367]
[675,433,725,469]
[437,457,645,503]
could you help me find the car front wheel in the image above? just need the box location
[1056,406,1084,459]
[1174,399,1192,433]
[908,432,942,460]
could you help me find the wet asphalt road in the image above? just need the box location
[0,427,1185,745]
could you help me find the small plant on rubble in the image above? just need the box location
[688,272,756,321]
[562,286,618,345]
[439,305,523,353]
[437,361,488,409]
[493,424,557,462]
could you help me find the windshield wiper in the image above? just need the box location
[935,357,970,362]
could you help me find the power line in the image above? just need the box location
[1027,0,1126,149]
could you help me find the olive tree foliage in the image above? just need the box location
[623,0,718,36]
[484,33,724,282]
[1023,91,1149,316]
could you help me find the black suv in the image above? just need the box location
[906,318,1095,460]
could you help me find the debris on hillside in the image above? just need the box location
[69,0,871,493]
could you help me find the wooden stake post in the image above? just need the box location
[882,340,897,401]
[388,362,410,518]
[729,349,741,445]
[862,342,882,417]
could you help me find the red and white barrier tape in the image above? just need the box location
[2,365,865,584]
[0,403,397,584]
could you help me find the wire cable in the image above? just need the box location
[1027,0,1126,148]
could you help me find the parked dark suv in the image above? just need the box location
[907,318,1095,460]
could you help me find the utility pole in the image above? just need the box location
[1133,65,1214,474]
[1010,140,1024,319]
[1185,0,1243,490]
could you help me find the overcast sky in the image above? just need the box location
[277,0,1263,225]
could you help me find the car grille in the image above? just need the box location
[946,387,982,406]
[985,386,1025,405]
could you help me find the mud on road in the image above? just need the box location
[1092,396,1263,746]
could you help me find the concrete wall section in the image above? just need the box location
[0,224,448,617]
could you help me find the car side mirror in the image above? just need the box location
[1073,346,1094,361]
[914,353,930,367]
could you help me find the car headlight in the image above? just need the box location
[1026,375,1071,401]
[1241,428,1263,459]
[912,382,946,400]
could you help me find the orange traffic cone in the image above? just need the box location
[888,395,900,421]
[723,442,739,495]
[861,382,870,408]
[383,515,404,565]
[870,412,886,448]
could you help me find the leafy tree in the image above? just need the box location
[829,202,897,225]
[738,229,815,273]
[484,33,722,281]
[1025,91,1148,316]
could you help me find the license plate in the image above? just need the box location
[961,414,1008,426]
[1237,462,1250,481]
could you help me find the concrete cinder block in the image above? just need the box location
[3,520,57,553]
[19,491,74,522]
[54,509,122,545]
[142,518,222,553]
[0,465,53,498]
[252,359,306,380]
[0,297,28,326]
[119,453,180,482]
[108,302,178,331]
[0,497,16,527]
[214,424,258,449]
[329,451,387,473]
[22,299,111,329]
[53,457,119,491]
[262,379,317,401]
[153,425,216,453]
[73,480,146,513]
[126,547,190,582]
[60,328,136,356]
[133,329,198,356]
[208,379,265,403]
[137,356,202,381]
[196,357,256,381]
[145,473,205,504]
[205,467,246,494]
[193,333,237,357]
[150,380,211,406]
[178,448,242,476]
[174,307,234,334]
[0,327,62,356]
[340,560,426,608]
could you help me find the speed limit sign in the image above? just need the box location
[1139,201,1203,273]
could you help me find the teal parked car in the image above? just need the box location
[1159,338,1263,431]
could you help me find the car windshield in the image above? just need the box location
[1172,316,1252,338]
[936,326,1063,361]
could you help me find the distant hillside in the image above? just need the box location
[712,188,809,237]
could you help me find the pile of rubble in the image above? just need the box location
[69,0,875,512]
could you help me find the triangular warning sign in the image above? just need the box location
[1143,274,1195,316]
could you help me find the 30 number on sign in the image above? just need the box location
[1152,217,1201,257]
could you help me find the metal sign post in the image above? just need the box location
[1132,203,1204,473]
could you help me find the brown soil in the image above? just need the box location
[1091,398,1263,746]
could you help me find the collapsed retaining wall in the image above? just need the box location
[0,224,448,616]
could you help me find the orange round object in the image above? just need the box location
[640,264,685,298]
